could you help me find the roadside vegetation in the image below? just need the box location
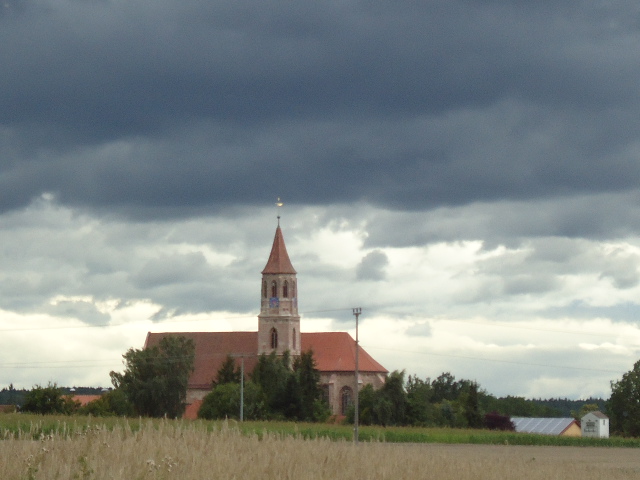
[0,416,638,480]
[1,414,640,448]
[4,336,640,438]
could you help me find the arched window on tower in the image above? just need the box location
[292,328,296,349]
[340,386,353,416]
[270,327,278,349]
[262,281,267,298]
[271,281,277,298]
[283,280,288,298]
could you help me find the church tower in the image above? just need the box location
[258,220,301,357]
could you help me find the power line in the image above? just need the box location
[365,344,625,375]
[0,306,636,375]
[430,317,640,340]
[0,307,356,333]
[1,308,637,342]
[0,341,629,376]
[371,308,640,340]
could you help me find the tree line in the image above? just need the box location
[5,335,640,437]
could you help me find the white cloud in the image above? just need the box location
[0,198,639,400]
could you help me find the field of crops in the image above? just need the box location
[0,415,638,479]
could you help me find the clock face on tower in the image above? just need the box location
[269,297,280,308]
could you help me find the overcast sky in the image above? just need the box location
[2,0,640,400]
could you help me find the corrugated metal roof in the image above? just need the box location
[511,417,578,435]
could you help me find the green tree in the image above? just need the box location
[462,382,483,428]
[348,370,407,427]
[494,395,540,417]
[0,384,27,407]
[198,382,266,420]
[608,359,640,436]
[378,370,408,426]
[251,351,292,418]
[571,403,600,422]
[110,336,195,418]
[22,383,78,415]
[214,355,242,386]
[406,375,437,426]
[292,350,329,422]
[431,372,461,402]
[437,399,465,427]
[354,383,376,425]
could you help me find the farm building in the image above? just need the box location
[145,220,388,419]
[511,417,581,437]
[70,394,103,407]
[581,411,609,438]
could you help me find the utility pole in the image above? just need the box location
[240,355,245,421]
[231,354,247,421]
[353,307,361,444]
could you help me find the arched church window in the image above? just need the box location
[283,281,288,298]
[292,328,296,349]
[270,328,278,349]
[271,281,277,298]
[340,386,353,416]
[262,281,267,298]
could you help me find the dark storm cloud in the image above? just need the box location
[2,0,640,220]
[361,191,640,249]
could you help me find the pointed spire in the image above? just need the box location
[262,225,297,274]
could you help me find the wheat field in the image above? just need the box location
[0,420,638,479]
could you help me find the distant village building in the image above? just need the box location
[581,411,609,438]
[511,417,582,437]
[71,394,103,407]
[145,221,387,418]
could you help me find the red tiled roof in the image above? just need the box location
[303,332,388,373]
[261,225,296,274]
[145,331,259,389]
[144,330,387,390]
[71,395,102,406]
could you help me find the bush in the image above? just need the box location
[198,382,266,420]
[21,383,78,415]
[77,389,135,417]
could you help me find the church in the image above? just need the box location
[144,220,388,419]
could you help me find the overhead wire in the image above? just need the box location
[363,344,625,374]
[0,307,356,333]
[0,306,637,374]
